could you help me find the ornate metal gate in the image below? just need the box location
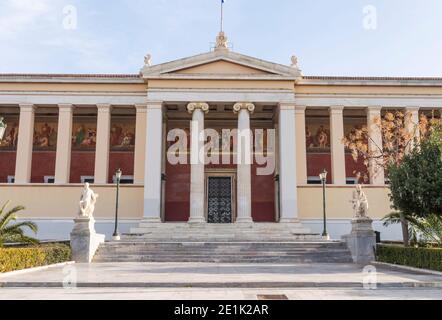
[207,177,232,223]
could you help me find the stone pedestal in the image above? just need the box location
[70,217,105,263]
[342,218,376,265]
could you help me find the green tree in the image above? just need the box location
[0,201,39,247]
[387,127,442,245]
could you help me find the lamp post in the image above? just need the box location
[112,168,122,241]
[0,117,6,142]
[319,169,330,240]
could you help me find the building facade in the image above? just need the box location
[1,36,441,240]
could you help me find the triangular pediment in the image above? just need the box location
[141,50,301,80]
[174,60,273,75]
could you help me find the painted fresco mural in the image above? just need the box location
[72,118,97,150]
[0,116,19,150]
[110,118,136,151]
[305,117,331,152]
[33,118,58,150]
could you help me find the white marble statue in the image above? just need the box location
[351,184,369,218]
[78,183,99,218]
[144,54,152,67]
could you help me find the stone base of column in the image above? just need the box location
[188,217,206,224]
[142,217,162,224]
[235,217,253,224]
[279,218,300,224]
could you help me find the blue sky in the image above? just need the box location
[0,0,441,76]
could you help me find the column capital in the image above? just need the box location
[58,104,74,111]
[233,102,255,114]
[187,102,209,114]
[147,101,163,110]
[278,102,295,110]
[366,106,383,114]
[295,105,307,113]
[96,104,112,112]
[329,105,345,113]
[135,104,148,113]
[404,106,421,112]
[18,103,35,111]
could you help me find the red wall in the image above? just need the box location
[70,152,95,183]
[307,153,332,183]
[345,154,370,183]
[108,152,134,183]
[30,152,56,183]
[164,162,190,222]
[252,163,276,222]
[0,152,17,183]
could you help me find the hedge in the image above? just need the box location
[0,244,71,273]
[376,244,442,272]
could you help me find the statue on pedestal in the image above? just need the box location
[78,183,99,218]
[351,184,369,219]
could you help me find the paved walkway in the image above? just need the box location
[0,262,441,289]
[1,287,442,300]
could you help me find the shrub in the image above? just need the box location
[0,244,71,273]
[376,244,442,272]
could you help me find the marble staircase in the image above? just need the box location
[93,222,352,264]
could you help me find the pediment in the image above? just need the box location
[141,50,302,80]
[174,60,273,75]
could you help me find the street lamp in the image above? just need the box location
[319,169,330,240]
[0,117,6,141]
[112,168,122,241]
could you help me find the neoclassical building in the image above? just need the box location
[0,34,441,240]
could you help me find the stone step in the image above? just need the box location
[93,240,352,263]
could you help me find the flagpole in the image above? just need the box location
[220,1,224,32]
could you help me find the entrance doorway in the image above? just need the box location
[206,175,235,223]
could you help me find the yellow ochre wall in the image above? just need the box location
[0,185,391,220]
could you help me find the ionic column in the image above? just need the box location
[94,104,112,184]
[234,102,255,223]
[143,101,164,222]
[295,105,307,185]
[330,106,346,185]
[14,104,35,184]
[405,106,420,152]
[134,104,147,184]
[187,102,209,224]
[278,103,299,223]
[367,106,385,185]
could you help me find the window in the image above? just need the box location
[307,176,322,185]
[7,176,15,184]
[346,178,358,185]
[44,176,55,184]
[112,175,134,185]
[80,176,95,184]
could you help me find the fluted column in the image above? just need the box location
[14,104,35,184]
[54,104,74,184]
[94,104,112,184]
[134,104,147,184]
[143,101,164,222]
[234,102,255,223]
[367,106,385,185]
[330,106,346,185]
[295,105,307,185]
[278,102,299,223]
[187,102,209,224]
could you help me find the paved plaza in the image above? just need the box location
[0,262,441,299]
